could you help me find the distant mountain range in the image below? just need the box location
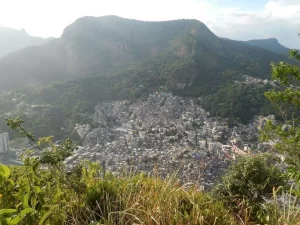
[244,38,290,55]
[0,26,52,58]
[0,16,292,90]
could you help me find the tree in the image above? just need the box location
[213,154,286,222]
[260,36,300,190]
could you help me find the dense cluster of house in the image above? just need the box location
[69,92,266,189]
[235,75,277,86]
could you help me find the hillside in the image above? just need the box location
[111,37,289,99]
[244,38,290,55]
[0,26,51,58]
[0,16,291,90]
[0,39,68,90]
[0,16,295,140]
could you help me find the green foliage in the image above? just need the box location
[82,174,236,225]
[261,40,300,196]
[0,77,116,141]
[38,138,76,166]
[5,117,35,143]
[203,82,275,125]
[85,178,124,223]
[0,158,101,225]
[214,154,286,223]
[0,120,95,224]
[0,156,238,225]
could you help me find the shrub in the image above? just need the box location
[213,154,287,223]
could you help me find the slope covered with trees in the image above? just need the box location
[244,38,290,55]
[0,16,293,90]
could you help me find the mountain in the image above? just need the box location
[244,38,290,55]
[0,39,67,90]
[1,16,296,139]
[59,16,216,77]
[0,16,291,91]
[0,26,52,58]
[0,15,295,135]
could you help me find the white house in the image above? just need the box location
[0,133,9,153]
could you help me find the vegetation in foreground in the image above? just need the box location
[0,118,299,225]
[0,161,235,225]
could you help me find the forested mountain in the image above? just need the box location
[0,16,291,90]
[0,16,296,139]
[0,26,51,58]
[244,38,290,55]
[0,39,68,90]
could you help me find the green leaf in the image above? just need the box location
[38,210,52,225]
[23,193,29,208]
[0,209,17,216]
[41,205,51,209]
[7,179,15,186]
[0,164,11,178]
[53,190,64,201]
[6,216,21,225]
[20,208,34,217]
[30,195,37,209]
[34,186,41,194]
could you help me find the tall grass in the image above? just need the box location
[2,162,299,225]
[83,173,236,225]
[267,186,300,225]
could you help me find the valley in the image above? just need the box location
[0,16,296,192]
[68,92,271,190]
[0,10,299,224]
[1,90,275,189]
[0,17,292,183]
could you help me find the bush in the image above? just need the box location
[85,178,124,223]
[213,154,287,223]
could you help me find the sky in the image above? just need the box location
[0,0,300,48]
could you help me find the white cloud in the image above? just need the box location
[202,0,300,48]
[0,0,299,48]
[273,0,300,6]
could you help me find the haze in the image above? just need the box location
[0,0,300,49]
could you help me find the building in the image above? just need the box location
[0,132,9,153]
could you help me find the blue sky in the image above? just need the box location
[0,0,299,48]
[212,0,268,10]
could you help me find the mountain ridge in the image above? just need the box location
[0,16,293,92]
[0,26,52,58]
[244,38,290,55]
